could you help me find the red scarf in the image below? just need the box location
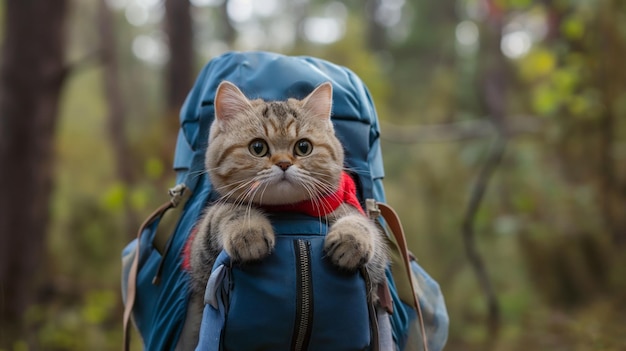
[182,172,363,270]
[262,171,364,216]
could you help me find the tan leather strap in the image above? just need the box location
[377,202,429,351]
[123,200,175,351]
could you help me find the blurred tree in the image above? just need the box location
[98,0,139,238]
[0,0,68,347]
[165,0,193,112]
[596,0,626,246]
[218,0,237,46]
[365,0,388,52]
[163,0,194,166]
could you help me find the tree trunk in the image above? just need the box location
[164,0,193,112]
[219,0,237,47]
[0,0,68,346]
[597,0,626,246]
[163,0,194,168]
[365,0,388,52]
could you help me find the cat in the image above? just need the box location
[176,80,388,350]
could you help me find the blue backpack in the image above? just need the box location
[121,51,448,351]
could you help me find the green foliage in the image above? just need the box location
[82,290,117,325]
[23,288,121,351]
[561,14,586,40]
[101,182,127,212]
[144,156,165,180]
[519,49,556,80]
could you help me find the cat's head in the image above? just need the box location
[205,81,344,205]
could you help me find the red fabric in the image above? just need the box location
[263,171,364,217]
[182,228,196,271]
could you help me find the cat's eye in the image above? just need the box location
[294,139,313,156]
[249,139,269,157]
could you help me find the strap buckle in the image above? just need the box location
[365,198,380,220]
[168,183,187,207]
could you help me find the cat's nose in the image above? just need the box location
[276,161,292,171]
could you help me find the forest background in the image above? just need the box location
[1,0,625,350]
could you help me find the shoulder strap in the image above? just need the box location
[123,184,190,351]
[376,202,429,351]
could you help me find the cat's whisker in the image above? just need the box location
[256,181,271,205]
[214,178,260,208]
[187,164,242,180]
[250,181,261,191]
[224,185,255,227]
[199,165,240,178]
[305,176,352,218]
[216,182,246,202]
[217,179,253,198]
[234,173,271,208]
[186,169,208,178]
[243,178,270,227]
[294,177,335,219]
[302,175,338,198]
[341,166,370,177]
[232,181,257,207]
[214,177,254,191]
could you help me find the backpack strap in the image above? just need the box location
[375,202,429,351]
[123,184,190,351]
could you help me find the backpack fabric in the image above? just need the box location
[197,214,378,351]
[121,51,448,351]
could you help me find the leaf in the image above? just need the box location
[553,68,579,94]
[145,156,165,179]
[82,290,116,325]
[561,15,585,40]
[531,83,560,115]
[520,49,557,81]
[566,94,590,117]
[100,182,126,212]
[130,187,149,211]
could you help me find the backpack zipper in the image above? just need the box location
[291,239,313,351]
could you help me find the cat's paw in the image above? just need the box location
[324,216,375,271]
[223,219,275,262]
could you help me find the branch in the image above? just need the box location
[462,136,506,340]
[380,115,542,143]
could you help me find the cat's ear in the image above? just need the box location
[215,81,252,123]
[302,82,333,121]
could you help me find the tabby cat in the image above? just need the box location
[178,81,388,349]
